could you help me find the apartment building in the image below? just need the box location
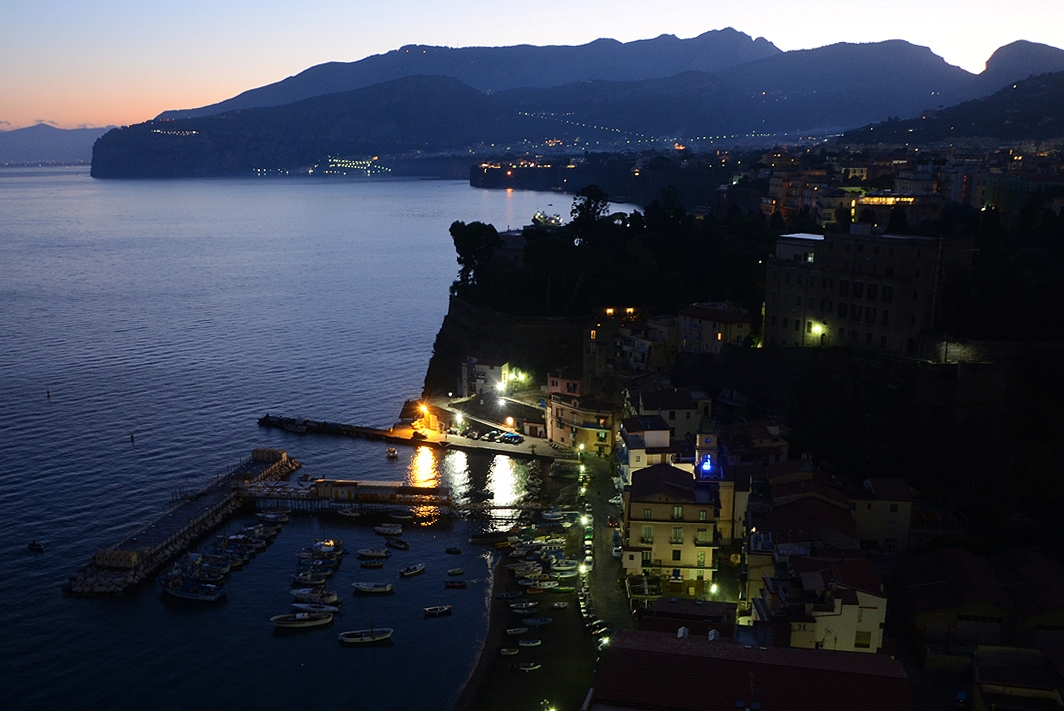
[762,227,972,354]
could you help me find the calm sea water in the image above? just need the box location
[0,167,566,710]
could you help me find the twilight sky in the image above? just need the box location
[2,0,1061,130]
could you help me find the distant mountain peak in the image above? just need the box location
[983,39,1064,76]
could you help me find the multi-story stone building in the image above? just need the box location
[678,302,751,354]
[763,226,972,354]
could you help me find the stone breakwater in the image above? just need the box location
[63,450,300,597]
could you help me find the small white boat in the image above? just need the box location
[271,612,333,628]
[518,662,541,671]
[290,588,340,604]
[291,602,341,614]
[339,627,393,644]
[358,548,392,559]
[337,509,361,519]
[352,582,394,595]
[447,568,464,576]
[506,627,528,635]
[518,638,541,647]
[551,602,569,610]
[398,563,425,578]
[424,605,452,617]
[511,601,538,610]
[291,571,329,587]
[500,648,519,656]
[375,525,403,536]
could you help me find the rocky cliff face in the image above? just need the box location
[421,296,584,398]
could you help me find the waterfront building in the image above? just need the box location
[545,393,618,457]
[620,463,720,596]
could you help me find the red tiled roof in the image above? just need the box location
[990,550,1064,617]
[629,463,697,504]
[679,304,751,325]
[592,631,913,711]
[848,477,914,502]
[790,555,884,597]
[899,548,1015,615]
[771,478,850,508]
[640,388,704,412]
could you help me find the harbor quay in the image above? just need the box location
[258,411,562,461]
[64,449,300,597]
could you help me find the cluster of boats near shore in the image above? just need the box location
[158,519,285,602]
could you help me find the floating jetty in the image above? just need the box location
[64,449,299,597]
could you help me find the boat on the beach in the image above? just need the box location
[512,607,538,616]
[506,627,529,635]
[339,628,393,644]
[518,638,541,647]
[398,563,425,578]
[352,582,394,595]
[510,601,538,610]
[495,591,523,600]
[424,605,452,617]
[271,612,333,628]
[447,568,464,576]
[358,548,391,559]
[551,602,569,610]
[517,662,541,671]
[524,617,551,626]
[500,648,519,656]
[291,602,341,614]
[552,586,576,593]
[385,537,409,551]
[444,580,467,589]
[360,559,384,569]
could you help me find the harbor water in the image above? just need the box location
[0,167,564,710]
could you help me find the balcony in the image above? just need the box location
[694,531,722,547]
[639,536,654,544]
[670,537,684,545]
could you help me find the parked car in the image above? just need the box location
[612,546,623,558]
[582,555,595,572]
[608,495,623,506]
[607,515,619,528]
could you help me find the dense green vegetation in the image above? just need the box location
[449,185,775,324]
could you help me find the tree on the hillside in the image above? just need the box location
[450,220,501,286]
[570,185,610,235]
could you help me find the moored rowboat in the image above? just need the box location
[338,628,393,644]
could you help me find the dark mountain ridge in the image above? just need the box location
[93,38,1064,178]
[0,123,111,163]
[841,71,1064,143]
[158,29,780,120]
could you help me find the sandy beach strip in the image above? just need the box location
[451,549,509,711]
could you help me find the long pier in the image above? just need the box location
[64,449,300,597]
[258,413,560,461]
[257,414,445,448]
